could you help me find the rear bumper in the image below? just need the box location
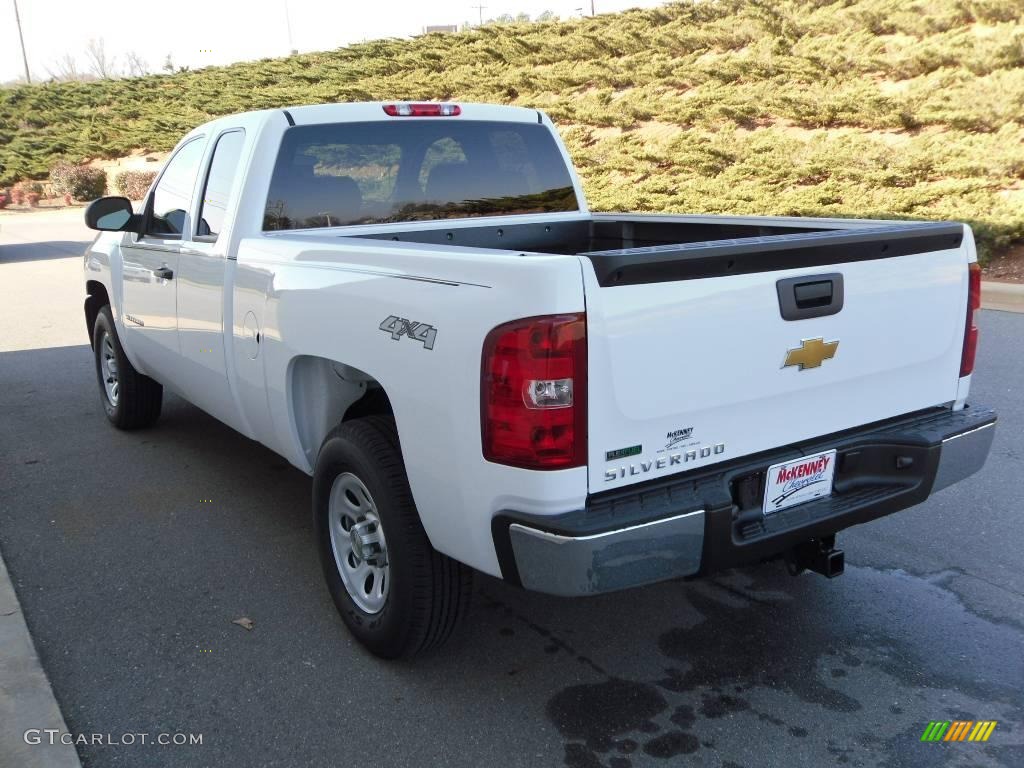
[493,405,996,596]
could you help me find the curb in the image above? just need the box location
[981,281,1024,314]
[0,551,82,768]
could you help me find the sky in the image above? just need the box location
[1,0,668,83]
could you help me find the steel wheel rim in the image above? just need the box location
[99,331,119,406]
[328,472,389,614]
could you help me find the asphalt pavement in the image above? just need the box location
[1,213,1022,767]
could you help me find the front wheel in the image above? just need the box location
[313,415,472,658]
[92,306,163,429]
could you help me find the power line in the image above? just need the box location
[471,3,486,25]
[12,0,30,83]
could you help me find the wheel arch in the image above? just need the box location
[288,355,395,470]
[85,280,110,347]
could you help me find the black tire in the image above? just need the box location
[314,415,472,658]
[92,305,163,429]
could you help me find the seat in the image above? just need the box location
[426,162,529,204]
[425,162,492,204]
[267,157,363,227]
[310,175,363,225]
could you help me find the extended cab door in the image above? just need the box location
[173,128,248,431]
[120,137,206,382]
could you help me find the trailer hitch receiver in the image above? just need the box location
[787,535,845,579]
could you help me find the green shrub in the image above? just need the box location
[0,0,1020,260]
[114,170,157,200]
[49,164,107,201]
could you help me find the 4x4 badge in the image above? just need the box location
[379,315,437,350]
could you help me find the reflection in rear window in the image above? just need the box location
[263,120,578,230]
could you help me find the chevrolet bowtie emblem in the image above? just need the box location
[783,337,839,370]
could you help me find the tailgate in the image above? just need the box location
[581,223,970,492]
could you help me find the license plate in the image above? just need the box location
[762,449,837,515]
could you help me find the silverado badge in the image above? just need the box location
[783,337,839,370]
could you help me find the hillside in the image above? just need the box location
[2,0,1022,259]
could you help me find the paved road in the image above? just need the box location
[1,217,1022,767]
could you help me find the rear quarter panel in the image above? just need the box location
[234,237,588,575]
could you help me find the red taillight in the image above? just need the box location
[482,314,587,470]
[382,103,461,117]
[960,262,981,377]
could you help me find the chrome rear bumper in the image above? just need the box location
[509,511,704,596]
[932,421,996,492]
[496,405,995,597]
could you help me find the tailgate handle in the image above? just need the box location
[776,273,844,320]
[795,280,832,308]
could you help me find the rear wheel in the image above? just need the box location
[314,415,472,658]
[92,306,163,429]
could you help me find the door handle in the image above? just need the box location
[776,273,844,320]
[154,266,174,280]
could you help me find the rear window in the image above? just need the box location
[263,120,578,230]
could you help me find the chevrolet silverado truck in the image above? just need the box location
[82,102,996,658]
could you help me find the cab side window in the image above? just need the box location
[196,130,245,241]
[147,139,205,237]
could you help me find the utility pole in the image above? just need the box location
[12,0,31,83]
[284,0,297,55]
[591,0,596,15]
[472,3,486,25]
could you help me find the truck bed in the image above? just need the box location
[351,214,963,286]
[336,210,970,494]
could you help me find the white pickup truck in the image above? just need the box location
[82,102,995,658]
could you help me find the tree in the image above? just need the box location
[84,38,116,79]
[124,51,149,77]
[536,10,557,21]
[46,53,82,82]
[162,53,175,74]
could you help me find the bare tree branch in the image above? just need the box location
[124,51,149,77]
[46,53,83,82]
[84,38,116,79]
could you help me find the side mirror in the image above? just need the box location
[84,196,140,232]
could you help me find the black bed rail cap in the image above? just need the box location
[583,221,965,287]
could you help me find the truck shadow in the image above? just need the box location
[0,239,92,264]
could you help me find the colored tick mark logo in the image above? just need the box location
[921,721,997,742]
